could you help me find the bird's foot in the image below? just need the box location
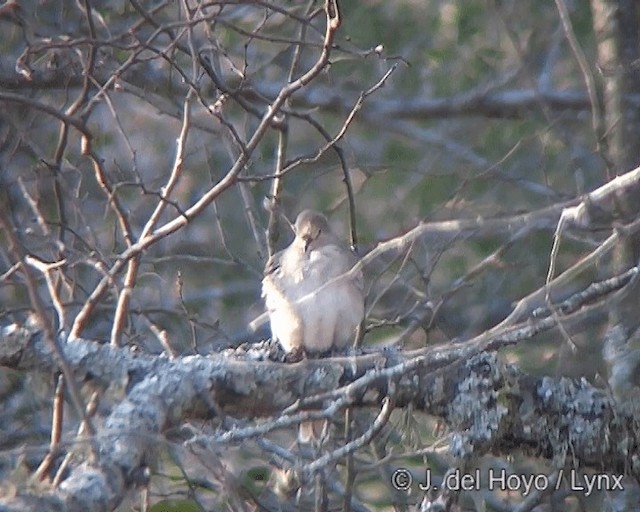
[284,346,305,363]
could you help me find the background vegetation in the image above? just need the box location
[1,0,639,510]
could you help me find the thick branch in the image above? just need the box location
[1,301,639,511]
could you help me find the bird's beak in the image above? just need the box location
[303,236,312,253]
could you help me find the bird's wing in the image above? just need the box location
[263,249,283,276]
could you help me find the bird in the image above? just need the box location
[262,209,364,356]
[261,210,365,442]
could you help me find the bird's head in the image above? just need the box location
[294,210,330,252]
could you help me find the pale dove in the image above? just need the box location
[262,210,364,443]
[262,209,364,355]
